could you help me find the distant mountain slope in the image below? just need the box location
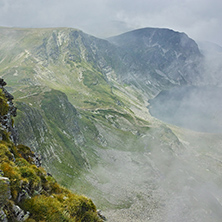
[108,28,203,94]
[0,27,204,97]
[0,27,122,105]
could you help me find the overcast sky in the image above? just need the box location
[0,0,222,45]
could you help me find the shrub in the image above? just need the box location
[19,166,41,190]
[22,195,69,222]
[63,194,99,221]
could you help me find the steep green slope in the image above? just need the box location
[0,81,103,222]
[0,141,102,222]
[0,27,124,109]
[15,89,87,186]
[13,85,154,200]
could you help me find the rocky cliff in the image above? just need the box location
[0,78,17,144]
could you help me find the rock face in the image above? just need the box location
[0,78,17,144]
[0,177,11,203]
[0,177,11,222]
[0,176,29,222]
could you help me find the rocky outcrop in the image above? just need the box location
[11,205,30,221]
[0,177,28,222]
[0,177,11,222]
[0,78,17,144]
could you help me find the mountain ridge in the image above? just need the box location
[108,27,203,90]
[1,26,222,221]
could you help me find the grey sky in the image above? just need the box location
[0,0,222,45]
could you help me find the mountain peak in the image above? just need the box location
[107,27,202,89]
[108,27,200,54]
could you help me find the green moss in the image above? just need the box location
[22,195,69,221]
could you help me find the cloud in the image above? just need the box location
[106,0,222,45]
[0,0,222,45]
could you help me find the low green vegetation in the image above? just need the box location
[0,142,102,221]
